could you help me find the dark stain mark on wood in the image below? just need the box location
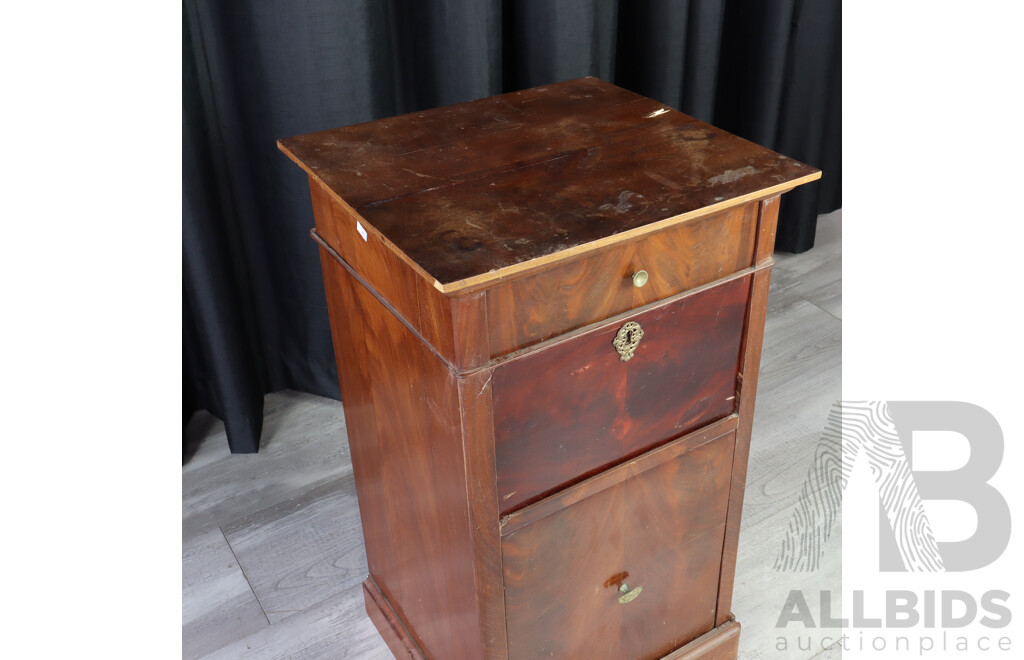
[279,78,819,286]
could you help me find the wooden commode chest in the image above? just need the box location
[279,77,819,659]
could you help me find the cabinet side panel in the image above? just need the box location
[318,249,483,658]
[310,176,464,367]
[310,178,420,324]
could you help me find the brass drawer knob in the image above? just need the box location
[613,321,644,362]
[618,583,643,604]
[632,269,649,288]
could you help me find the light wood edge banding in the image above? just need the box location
[281,136,818,295]
[430,174,818,294]
[479,266,765,373]
[313,228,772,377]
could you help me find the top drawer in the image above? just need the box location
[485,203,758,357]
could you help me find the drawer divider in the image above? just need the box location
[499,414,739,536]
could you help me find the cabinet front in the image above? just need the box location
[492,275,750,513]
[501,429,736,659]
[485,203,759,356]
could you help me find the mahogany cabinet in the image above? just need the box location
[279,78,819,659]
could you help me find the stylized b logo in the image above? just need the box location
[884,402,1010,571]
[774,401,1010,572]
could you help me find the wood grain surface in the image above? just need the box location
[220,476,366,624]
[318,247,487,658]
[715,198,778,627]
[363,578,425,659]
[280,77,820,290]
[499,416,738,536]
[309,182,489,370]
[501,431,736,659]
[182,390,351,541]
[486,202,757,355]
[268,78,829,660]
[660,620,741,660]
[455,370,508,655]
[180,211,842,660]
[492,275,750,513]
[182,529,268,658]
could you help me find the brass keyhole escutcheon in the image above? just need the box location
[632,269,649,288]
[613,321,644,362]
[618,583,643,604]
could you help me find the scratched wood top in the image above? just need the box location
[279,77,820,291]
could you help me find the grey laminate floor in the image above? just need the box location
[183,210,842,660]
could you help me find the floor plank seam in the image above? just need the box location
[222,527,273,628]
[802,297,841,322]
[220,472,357,534]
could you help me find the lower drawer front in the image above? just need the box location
[501,429,736,660]
[493,274,750,513]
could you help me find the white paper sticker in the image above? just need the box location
[355,221,368,242]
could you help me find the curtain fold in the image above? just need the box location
[183,0,841,454]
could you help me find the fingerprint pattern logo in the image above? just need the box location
[774,401,945,572]
[772,403,843,572]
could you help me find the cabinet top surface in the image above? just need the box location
[279,77,819,292]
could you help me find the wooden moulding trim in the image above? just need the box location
[753,195,782,264]
[428,176,817,294]
[481,266,765,374]
[454,372,509,656]
[312,228,774,378]
[281,138,819,295]
[659,618,741,660]
[499,415,739,536]
[714,266,773,627]
[288,162,444,288]
[362,577,426,660]
[311,229,456,372]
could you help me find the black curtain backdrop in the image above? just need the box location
[183,0,841,455]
